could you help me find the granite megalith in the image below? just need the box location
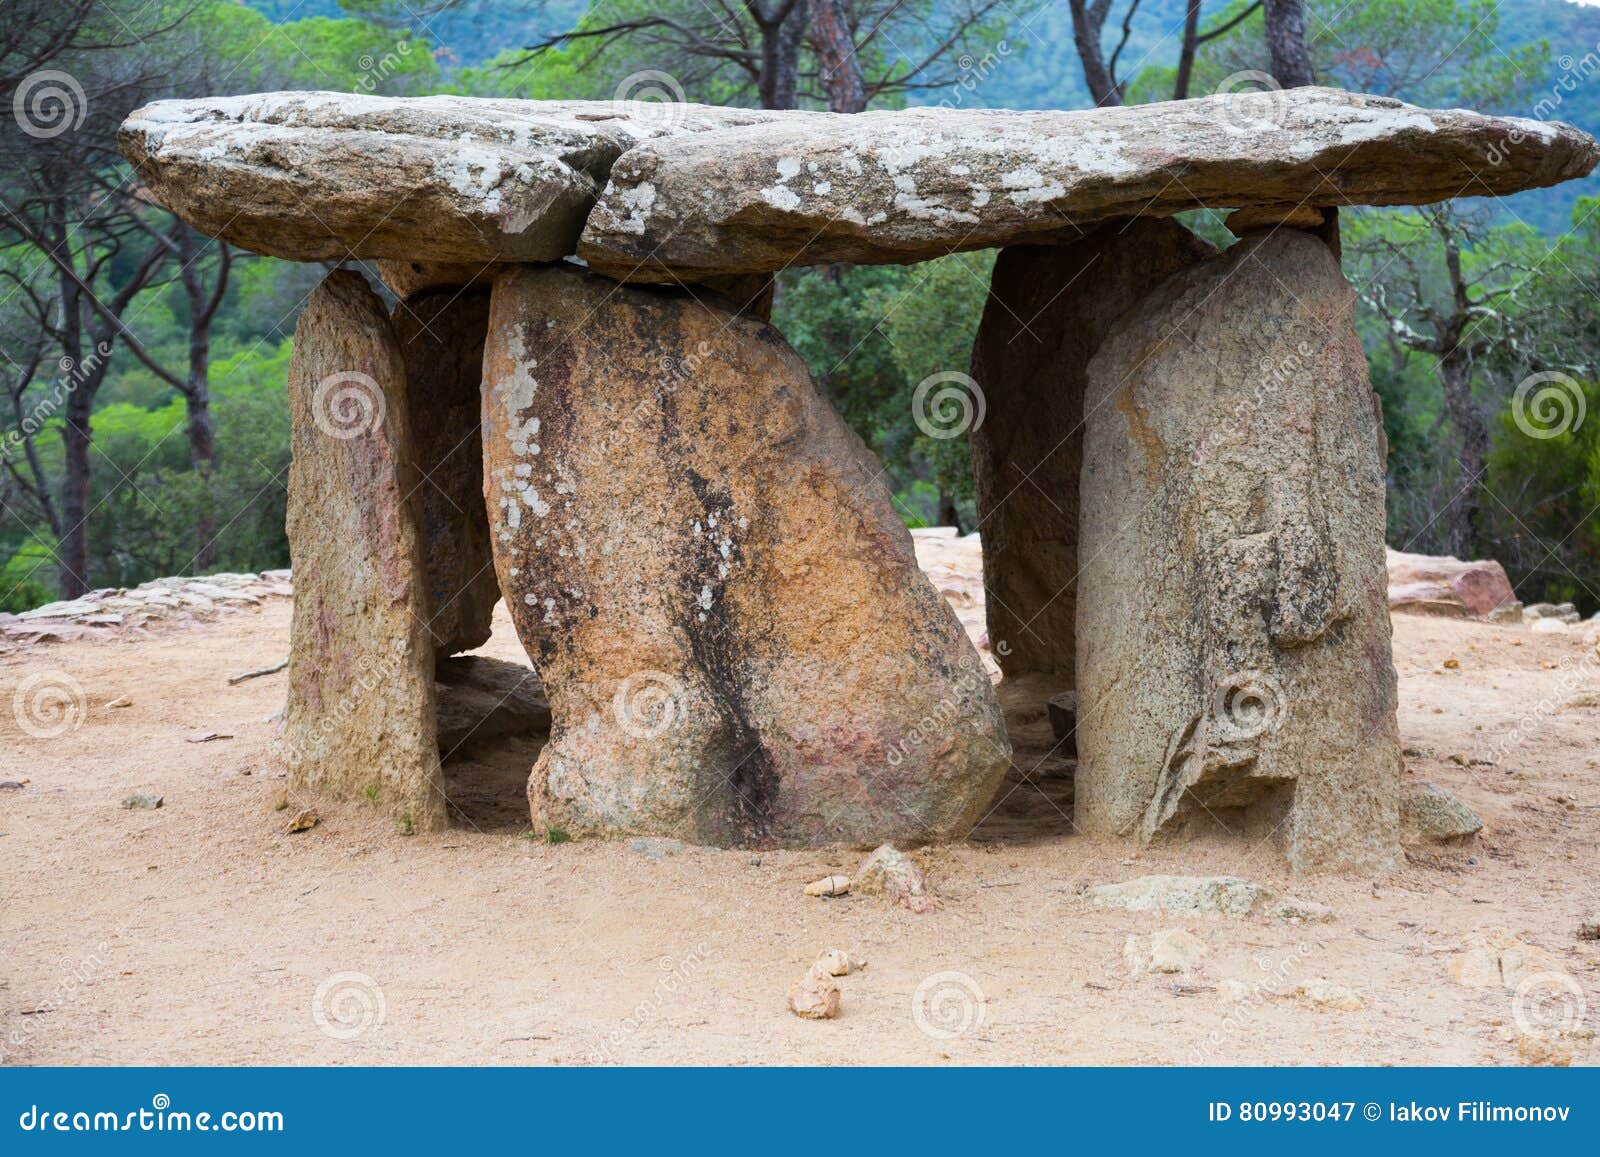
[480,265,1010,847]
[1075,228,1402,873]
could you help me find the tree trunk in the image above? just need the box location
[759,5,808,110]
[59,392,92,600]
[1174,0,1202,99]
[1068,0,1122,106]
[809,0,866,112]
[1263,0,1316,87]
[1437,344,1488,561]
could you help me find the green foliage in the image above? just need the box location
[774,254,993,529]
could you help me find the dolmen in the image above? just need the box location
[119,88,1597,871]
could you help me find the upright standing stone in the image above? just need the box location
[391,289,501,656]
[482,265,1009,848]
[1076,229,1401,873]
[969,220,1214,679]
[282,271,444,832]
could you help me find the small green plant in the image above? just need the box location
[363,782,380,802]
[544,825,571,845]
[398,813,415,836]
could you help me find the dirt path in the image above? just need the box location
[2,538,1597,1065]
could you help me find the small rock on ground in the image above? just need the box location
[787,965,841,1019]
[1123,928,1207,975]
[1085,875,1270,917]
[121,793,163,810]
[1286,979,1365,1011]
[803,875,851,897]
[1402,783,1483,841]
[854,844,933,913]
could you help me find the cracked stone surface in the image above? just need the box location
[118,93,791,263]
[480,264,1009,847]
[1075,229,1401,874]
[579,88,1597,280]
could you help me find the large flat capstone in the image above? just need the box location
[118,92,788,264]
[119,89,1596,278]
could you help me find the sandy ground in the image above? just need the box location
[1,535,1597,1066]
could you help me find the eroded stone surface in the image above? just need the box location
[119,93,790,264]
[581,89,1598,280]
[391,290,500,655]
[1076,230,1402,873]
[481,265,1009,848]
[281,271,442,831]
[968,220,1215,679]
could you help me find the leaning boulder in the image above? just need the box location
[1076,229,1401,873]
[481,265,1009,847]
[281,271,443,831]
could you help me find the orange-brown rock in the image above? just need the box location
[281,271,443,832]
[1076,230,1401,873]
[1386,548,1519,619]
[481,265,1009,847]
[391,289,500,655]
